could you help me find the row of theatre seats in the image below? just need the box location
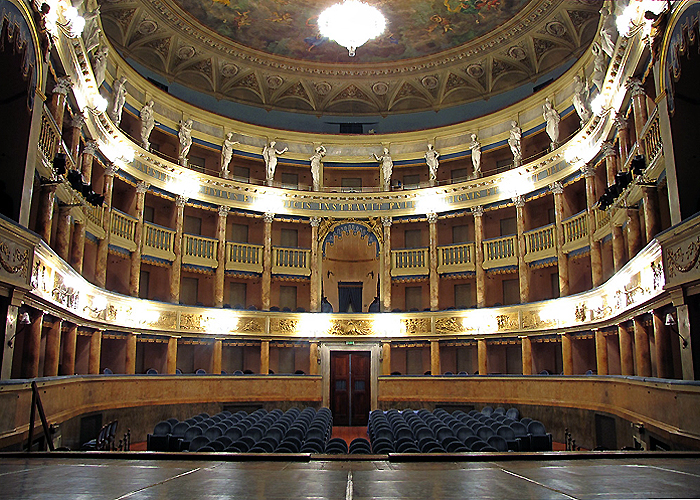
[367,407,552,453]
[147,405,551,454]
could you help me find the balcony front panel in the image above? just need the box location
[183,234,218,268]
[524,224,557,264]
[142,222,176,261]
[272,247,311,276]
[483,235,518,269]
[391,248,429,277]
[437,243,475,274]
[226,242,264,273]
[110,209,137,252]
[562,211,589,254]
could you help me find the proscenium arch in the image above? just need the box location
[321,221,381,258]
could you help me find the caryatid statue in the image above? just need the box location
[263,141,288,186]
[178,119,193,167]
[309,145,326,191]
[590,42,606,92]
[109,76,127,126]
[82,6,101,54]
[508,121,522,168]
[425,144,440,186]
[372,147,393,191]
[139,100,155,150]
[220,132,239,178]
[572,75,591,125]
[542,98,560,151]
[599,7,618,58]
[92,45,108,88]
[470,134,482,177]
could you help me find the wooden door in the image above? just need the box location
[330,351,371,426]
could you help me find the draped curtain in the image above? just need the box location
[338,283,363,312]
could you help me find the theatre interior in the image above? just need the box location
[1,0,700,496]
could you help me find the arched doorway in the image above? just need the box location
[320,222,381,312]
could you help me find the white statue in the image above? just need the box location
[309,145,326,191]
[220,132,239,178]
[372,147,393,191]
[178,119,193,166]
[82,6,101,54]
[425,144,440,186]
[92,45,108,88]
[572,75,591,125]
[262,141,288,186]
[599,7,618,58]
[109,76,127,126]
[470,134,482,177]
[139,100,155,150]
[590,42,606,92]
[543,98,560,151]
[508,121,522,168]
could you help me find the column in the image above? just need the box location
[88,330,102,375]
[473,206,486,307]
[48,77,71,130]
[81,141,99,183]
[551,182,569,296]
[595,329,608,375]
[69,113,84,163]
[381,341,391,376]
[642,186,661,243]
[477,338,487,375]
[60,323,77,376]
[615,114,630,165]
[310,217,321,312]
[1,306,18,380]
[214,206,229,307]
[69,217,86,273]
[212,339,222,375]
[652,310,673,379]
[626,209,643,259]
[22,310,43,379]
[633,316,651,377]
[36,184,58,244]
[561,333,573,375]
[169,195,187,303]
[95,164,117,288]
[582,165,603,286]
[521,336,532,375]
[676,305,694,380]
[125,333,137,375]
[166,336,177,374]
[612,224,627,272]
[514,195,529,303]
[43,318,62,377]
[309,341,319,375]
[55,205,72,261]
[618,324,634,376]
[601,141,618,186]
[260,340,270,375]
[262,212,274,311]
[381,216,392,311]
[430,340,440,375]
[428,212,439,311]
[129,181,149,296]
[626,78,648,157]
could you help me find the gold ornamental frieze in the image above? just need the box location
[327,320,374,336]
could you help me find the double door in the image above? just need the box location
[330,351,370,426]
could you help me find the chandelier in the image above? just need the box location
[318,0,386,57]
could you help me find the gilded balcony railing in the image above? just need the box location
[143,222,176,261]
[110,209,137,252]
[482,235,517,269]
[226,242,263,273]
[642,107,662,164]
[524,224,556,263]
[437,243,475,274]
[272,247,311,276]
[38,105,60,165]
[562,211,589,253]
[183,234,218,268]
[391,248,429,277]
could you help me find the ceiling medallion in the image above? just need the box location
[371,82,389,95]
[318,0,386,57]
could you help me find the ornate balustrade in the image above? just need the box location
[562,211,589,254]
[594,209,612,240]
[437,243,475,274]
[642,106,662,165]
[38,104,60,167]
[482,235,517,269]
[183,234,218,268]
[142,222,176,261]
[110,209,138,252]
[272,247,311,276]
[226,242,264,273]
[391,248,429,277]
[524,224,557,264]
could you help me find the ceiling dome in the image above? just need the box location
[101,0,601,118]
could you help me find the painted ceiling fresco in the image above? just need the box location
[171,0,532,62]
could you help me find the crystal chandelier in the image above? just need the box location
[318,0,386,57]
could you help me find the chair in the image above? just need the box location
[208,440,225,452]
[349,438,372,454]
[527,420,553,451]
[188,435,210,451]
[146,368,158,375]
[509,422,530,451]
[301,441,324,453]
[147,421,172,451]
[476,426,494,441]
[463,436,483,450]
[487,435,509,452]
[195,368,207,375]
[325,438,348,454]
[505,408,520,421]
[204,427,222,441]
[103,368,113,374]
[421,441,445,453]
[496,425,521,451]
[481,406,494,416]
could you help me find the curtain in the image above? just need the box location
[338,283,363,312]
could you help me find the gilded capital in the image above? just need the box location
[601,141,617,158]
[83,141,99,157]
[310,216,321,227]
[104,163,118,176]
[52,77,72,96]
[427,212,438,224]
[471,205,484,217]
[580,164,596,178]
[614,113,628,131]
[136,181,150,194]
[512,195,525,208]
[218,205,230,218]
[264,212,275,223]
[176,195,188,207]
[625,77,645,97]
[71,113,85,129]
[549,181,564,195]
[381,216,392,227]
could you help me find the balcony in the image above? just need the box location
[437,243,475,274]
[562,211,589,254]
[110,209,138,252]
[183,234,218,268]
[391,248,429,277]
[482,235,517,269]
[143,222,175,261]
[226,242,263,273]
[524,224,556,264]
[272,247,311,276]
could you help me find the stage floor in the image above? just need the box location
[1,455,699,499]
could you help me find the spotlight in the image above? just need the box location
[630,155,646,176]
[615,171,633,190]
[53,153,67,176]
[66,169,83,190]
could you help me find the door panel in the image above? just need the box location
[330,351,371,426]
[349,352,370,426]
[330,353,350,425]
